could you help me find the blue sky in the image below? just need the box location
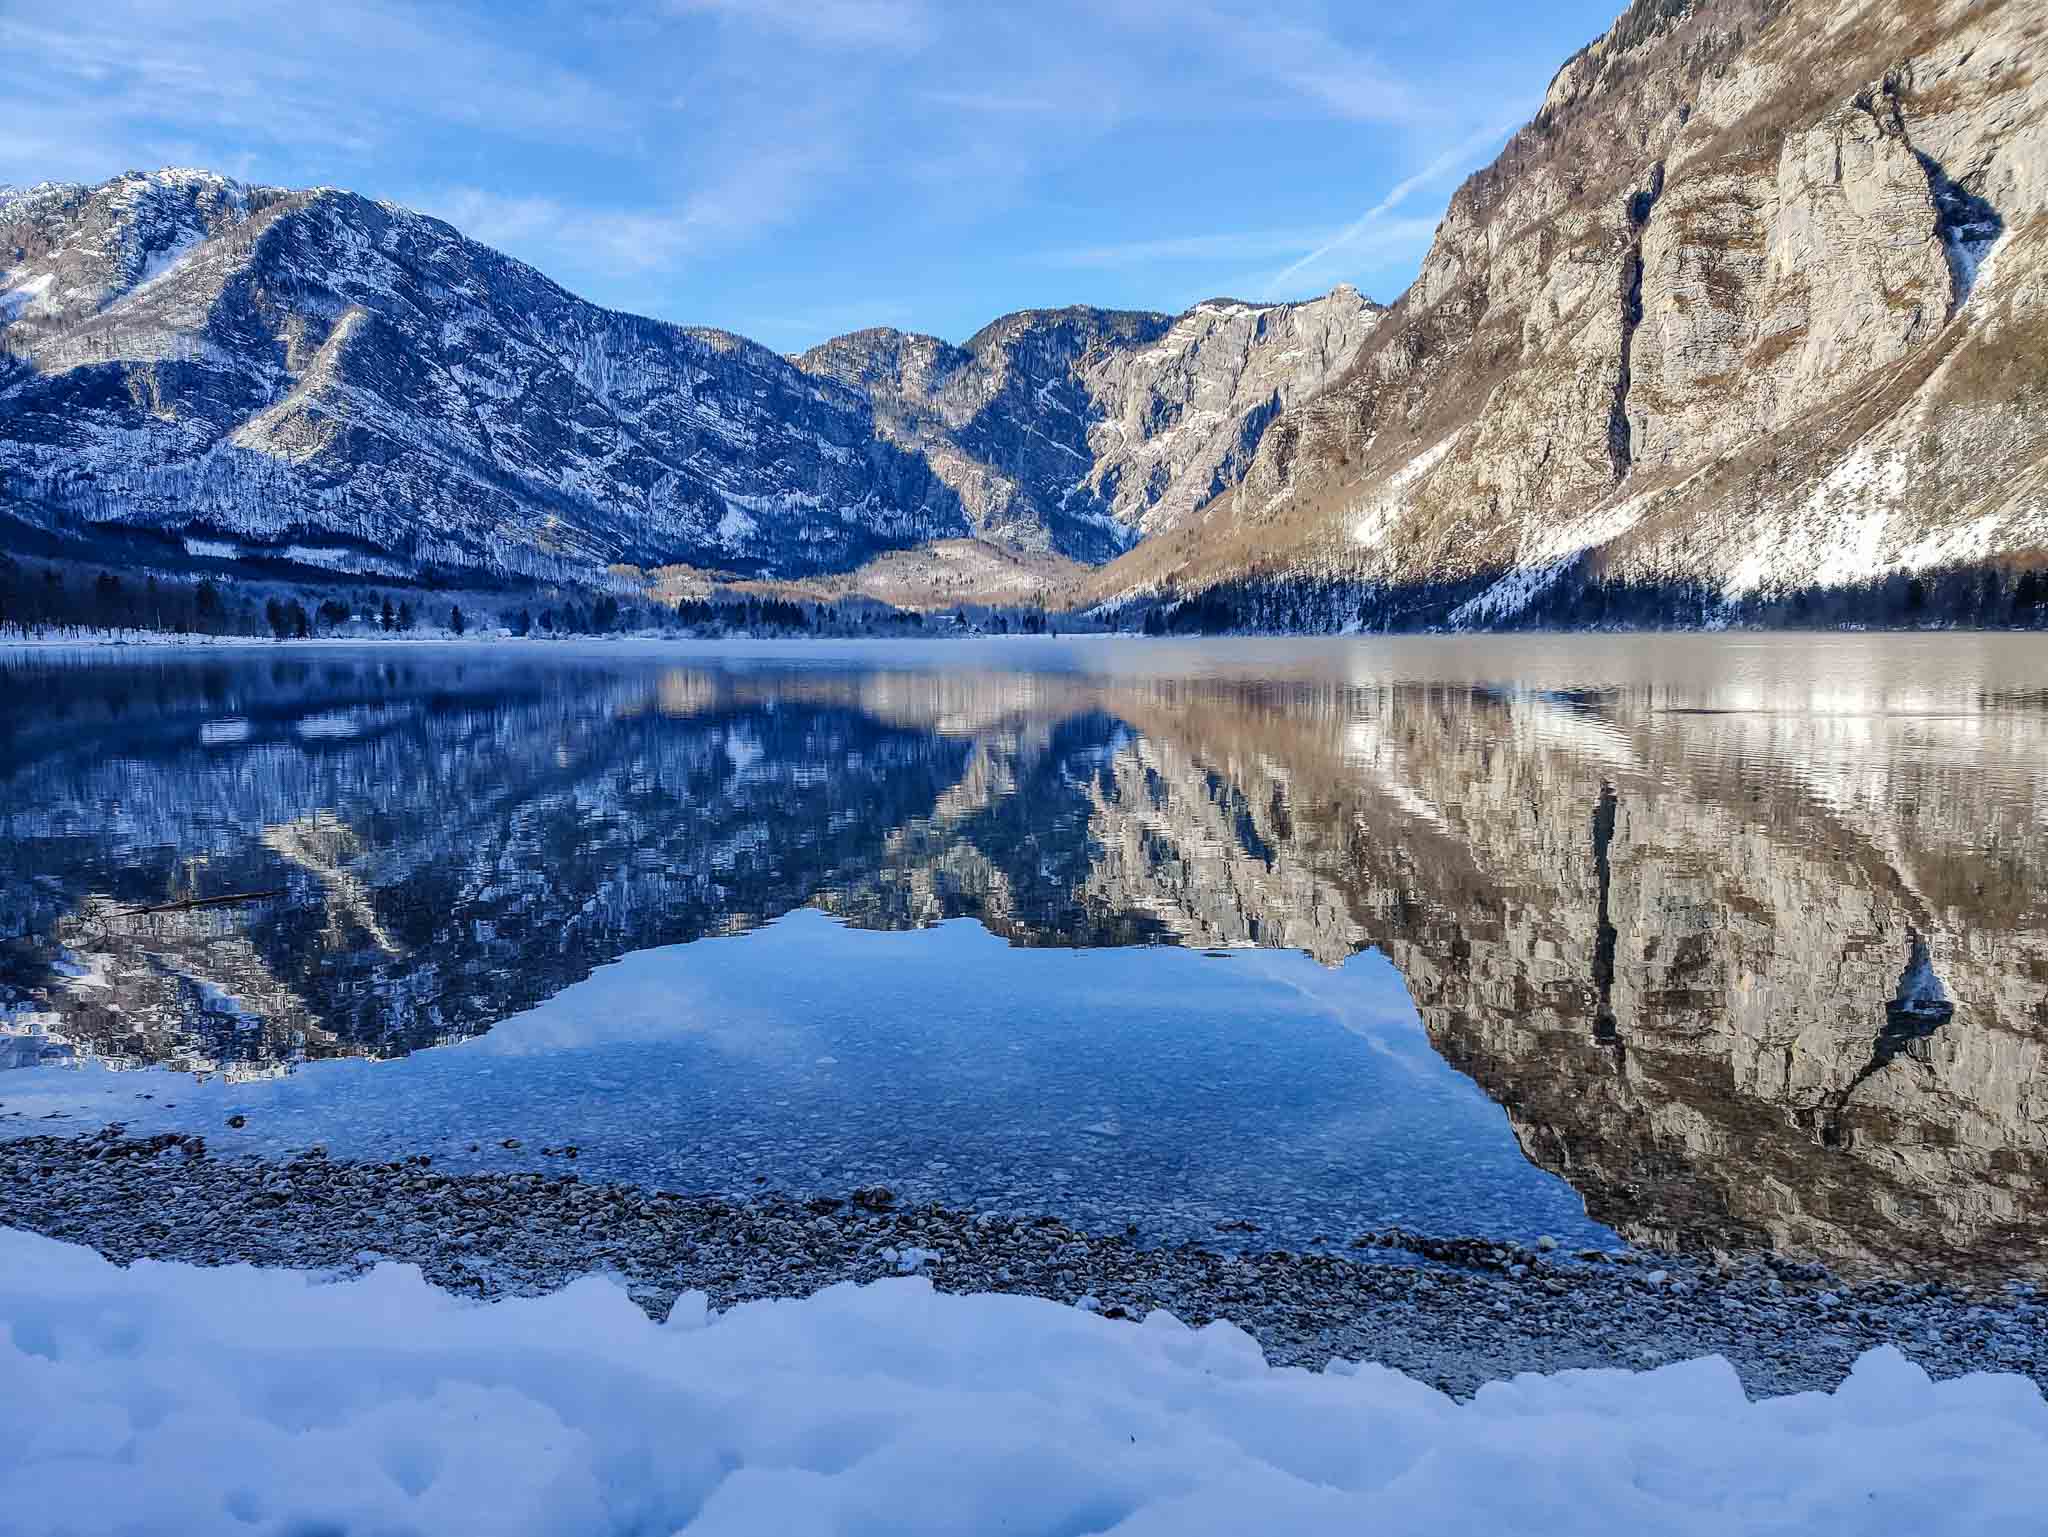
[3,0,1622,351]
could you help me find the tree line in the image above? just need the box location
[0,561,1059,642]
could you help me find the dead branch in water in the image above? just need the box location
[114,889,286,917]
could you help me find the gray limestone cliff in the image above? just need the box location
[794,288,1382,561]
[1090,0,2048,628]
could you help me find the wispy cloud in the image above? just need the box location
[4,0,1594,344]
[1185,8,1428,125]
[0,3,633,168]
[422,188,699,278]
[1091,0,1435,127]
[1263,110,1532,292]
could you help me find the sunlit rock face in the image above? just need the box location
[793,289,1383,562]
[1087,0,2048,627]
[2,643,2044,1279]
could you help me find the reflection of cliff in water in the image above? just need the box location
[1065,674,2048,1282]
[0,657,977,1068]
[3,648,2046,1278]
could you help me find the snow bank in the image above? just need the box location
[2,1230,2042,1536]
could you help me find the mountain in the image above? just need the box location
[5,0,2041,628]
[0,170,957,582]
[795,288,1381,561]
[0,171,1375,587]
[1089,0,2048,629]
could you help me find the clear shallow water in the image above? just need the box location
[3,634,2046,1270]
[3,911,1605,1249]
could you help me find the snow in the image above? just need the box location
[1346,436,1457,546]
[0,270,53,322]
[1447,469,1705,627]
[716,502,759,544]
[1948,224,2000,303]
[128,228,205,295]
[2,1228,2043,1537]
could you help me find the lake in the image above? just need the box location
[3,634,2045,1275]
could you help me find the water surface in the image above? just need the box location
[4,635,2045,1272]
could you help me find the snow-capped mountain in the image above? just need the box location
[0,172,1374,585]
[1088,0,2048,629]
[0,171,963,581]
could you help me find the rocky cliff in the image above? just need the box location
[796,289,1382,562]
[1091,0,2048,629]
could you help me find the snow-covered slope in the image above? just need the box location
[1088,0,2048,629]
[0,171,974,582]
[4,1228,2043,1537]
[0,172,1378,587]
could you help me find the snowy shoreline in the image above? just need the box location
[8,1221,2043,1537]
[5,1132,2040,1401]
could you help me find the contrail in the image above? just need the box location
[1266,106,1533,292]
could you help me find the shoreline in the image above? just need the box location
[5,1131,2040,1400]
[3,626,2042,652]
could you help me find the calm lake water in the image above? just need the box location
[3,635,2045,1273]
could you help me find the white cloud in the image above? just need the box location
[1187,9,1427,125]
[2,0,1585,338]
[0,3,633,178]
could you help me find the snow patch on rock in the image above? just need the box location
[0,270,53,324]
[1347,436,1457,546]
[1447,473,1694,627]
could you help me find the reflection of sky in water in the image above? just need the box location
[2,910,1611,1251]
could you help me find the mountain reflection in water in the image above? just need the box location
[2,637,2045,1280]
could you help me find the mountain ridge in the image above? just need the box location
[0,171,1377,589]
